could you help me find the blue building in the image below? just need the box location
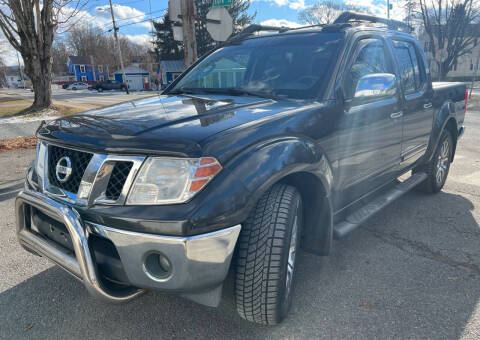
[67,56,109,82]
[159,60,185,86]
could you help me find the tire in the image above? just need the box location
[235,184,303,325]
[415,129,453,193]
[97,87,104,92]
[72,87,77,91]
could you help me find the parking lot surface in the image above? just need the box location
[0,113,479,339]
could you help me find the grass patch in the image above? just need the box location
[53,104,90,116]
[0,100,32,116]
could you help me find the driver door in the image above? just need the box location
[335,37,403,209]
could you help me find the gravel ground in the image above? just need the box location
[0,113,479,339]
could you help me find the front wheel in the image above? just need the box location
[234,184,302,325]
[415,129,453,193]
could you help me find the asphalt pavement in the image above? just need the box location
[0,114,479,339]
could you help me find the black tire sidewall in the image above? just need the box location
[278,193,303,321]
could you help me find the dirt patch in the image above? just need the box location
[0,136,38,153]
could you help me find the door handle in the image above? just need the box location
[390,111,403,119]
[423,102,433,109]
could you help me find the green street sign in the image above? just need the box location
[212,0,232,7]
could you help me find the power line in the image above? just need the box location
[102,13,166,33]
[99,8,166,29]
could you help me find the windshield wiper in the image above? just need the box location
[196,88,277,99]
[167,88,202,95]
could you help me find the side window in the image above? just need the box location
[393,40,425,94]
[345,38,390,99]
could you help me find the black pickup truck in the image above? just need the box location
[16,12,467,325]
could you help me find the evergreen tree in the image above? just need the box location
[152,1,255,60]
[152,12,184,61]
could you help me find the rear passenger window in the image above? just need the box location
[345,38,390,99]
[393,40,425,94]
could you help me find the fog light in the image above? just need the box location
[143,252,172,281]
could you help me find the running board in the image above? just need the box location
[333,172,427,239]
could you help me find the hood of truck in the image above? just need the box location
[37,94,291,157]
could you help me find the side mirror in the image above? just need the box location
[354,73,397,101]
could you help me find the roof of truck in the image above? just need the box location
[230,12,413,42]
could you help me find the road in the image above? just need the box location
[0,87,157,106]
[0,114,479,339]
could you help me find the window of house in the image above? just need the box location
[454,62,457,71]
[392,40,425,95]
[98,65,103,73]
[81,76,87,82]
[471,61,474,70]
[99,75,105,82]
[345,38,390,99]
[79,65,86,73]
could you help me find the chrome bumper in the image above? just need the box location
[15,189,241,305]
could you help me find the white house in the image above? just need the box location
[114,64,150,90]
[418,24,480,80]
[5,67,28,88]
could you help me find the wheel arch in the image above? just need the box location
[220,138,334,255]
[279,172,333,256]
[426,101,458,163]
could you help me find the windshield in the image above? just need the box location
[170,32,344,100]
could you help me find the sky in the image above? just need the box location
[0,0,406,66]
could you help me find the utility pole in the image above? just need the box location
[180,0,197,67]
[387,0,390,19]
[108,0,129,94]
[16,51,25,89]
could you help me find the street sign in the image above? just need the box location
[206,7,233,42]
[169,0,181,22]
[173,25,183,41]
[212,0,232,7]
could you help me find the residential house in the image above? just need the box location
[159,60,185,87]
[418,24,480,80]
[4,66,29,88]
[67,56,110,82]
[114,64,150,90]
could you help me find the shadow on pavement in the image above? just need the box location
[0,182,24,202]
[1,191,479,339]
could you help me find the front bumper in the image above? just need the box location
[15,189,240,306]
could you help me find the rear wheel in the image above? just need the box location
[234,184,302,325]
[415,129,453,193]
[97,87,104,92]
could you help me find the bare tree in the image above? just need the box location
[414,0,480,80]
[64,25,151,73]
[0,55,6,87]
[298,0,371,25]
[299,1,347,25]
[0,1,86,111]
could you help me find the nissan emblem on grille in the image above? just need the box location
[55,156,73,183]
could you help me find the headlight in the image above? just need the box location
[126,157,222,205]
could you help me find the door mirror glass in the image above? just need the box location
[354,73,397,101]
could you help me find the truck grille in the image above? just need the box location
[48,145,93,193]
[38,142,144,204]
[105,161,133,200]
